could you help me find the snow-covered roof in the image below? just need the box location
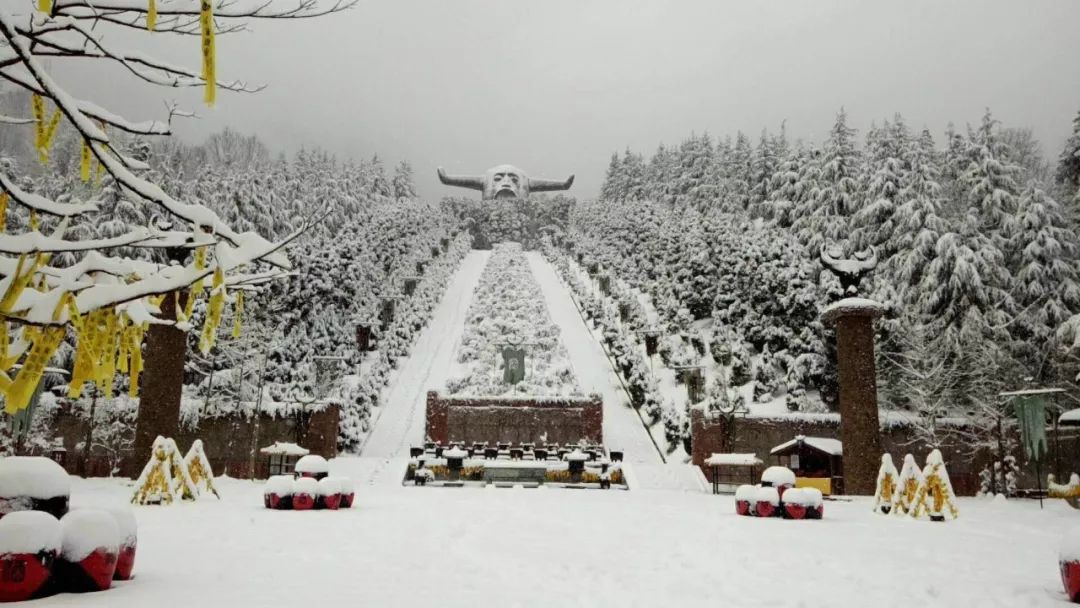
[705,453,762,466]
[1058,408,1080,426]
[770,435,843,456]
[260,442,310,456]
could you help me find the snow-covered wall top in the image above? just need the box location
[446,243,582,397]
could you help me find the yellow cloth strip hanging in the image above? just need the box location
[0,192,8,232]
[37,108,62,165]
[232,291,244,338]
[3,295,70,414]
[80,139,92,182]
[32,95,44,152]
[147,0,157,30]
[184,247,207,320]
[200,0,216,106]
[198,267,225,353]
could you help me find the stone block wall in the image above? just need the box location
[45,403,339,480]
[425,391,602,446]
[690,408,994,496]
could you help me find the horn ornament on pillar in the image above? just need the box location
[437,164,574,200]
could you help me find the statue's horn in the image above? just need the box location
[437,167,484,190]
[529,174,575,193]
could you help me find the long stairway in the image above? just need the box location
[351,250,490,486]
[526,252,703,492]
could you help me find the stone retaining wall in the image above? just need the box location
[690,408,1021,496]
[425,391,602,446]
[44,403,339,480]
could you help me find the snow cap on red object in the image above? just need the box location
[316,477,341,497]
[761,466,796,487]
[265,475,294,496]
[0,510,62,554]
[734,484,757,501]
[329,476,353,494]
[103,506,138,546]
[1062,527,1080,563]
[0,456,71,499]
[783,488,823,507]
[755,486,780,505]
[294,455,329,475]
[60,509,120,561]
[293,477,319,496]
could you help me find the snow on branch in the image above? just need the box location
[0,170,97,217]
[54,0,356,22]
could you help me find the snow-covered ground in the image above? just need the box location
[48,474,1078,607]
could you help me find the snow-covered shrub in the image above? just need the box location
[978,455,1019,497]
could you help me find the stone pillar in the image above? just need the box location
[690,407,708,469]
[582,394,604,445]
[425,391,448,444]
[822,299,884,495]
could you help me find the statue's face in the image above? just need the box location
[491,169,522,199]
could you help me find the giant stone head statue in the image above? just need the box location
[437,164,574,200]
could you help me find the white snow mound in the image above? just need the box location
[761,466,796,487]
[0,510,62,554]
[295,455,328,475]
[61,509,120,561]
[0,456,71,499]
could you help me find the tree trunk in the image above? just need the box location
[125,290,188,477]
[80,388,97,477]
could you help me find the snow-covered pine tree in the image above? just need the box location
[792,109,861,254]
[883,129,951,307]
[1056,109,1080,217]
[749,127,782,216]
[724,132,754,212]
[622,149,648,202]
[600,152,624,201]
[852,115,910,255]
[1008,186,1080,375]
[393,160,417,201]
[963,110,1022,246]
[764,143,805,227]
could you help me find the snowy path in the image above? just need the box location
[528,252,702,491]
[357,250,490,484]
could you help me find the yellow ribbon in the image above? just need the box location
[200,0,216,106]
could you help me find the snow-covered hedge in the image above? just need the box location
[446,243,581,397]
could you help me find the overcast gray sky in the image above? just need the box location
[60,0,1080,199]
